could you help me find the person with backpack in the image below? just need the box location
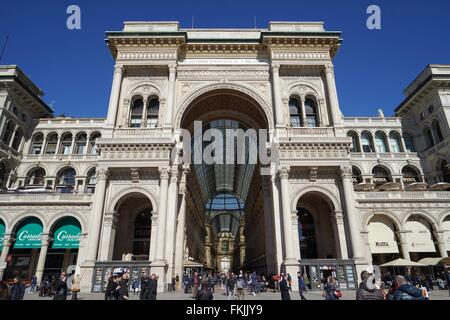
[236,273,246,300]
[196,280,213,300]
[279,274,291,300]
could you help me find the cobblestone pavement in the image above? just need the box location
[24,287,450,301]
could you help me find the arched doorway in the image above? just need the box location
[179,88,276,276]
[42,217,82,280]
[296,192,356,290]
[367,215,402,265]
[5,217,43,281]
[112,193,153,261]
[405,215,439,261]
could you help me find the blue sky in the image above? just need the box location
[0,0,449,118]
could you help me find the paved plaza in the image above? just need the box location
[23,287,450,301]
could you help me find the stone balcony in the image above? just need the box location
[0,192,93,204]
[22,154,100,161]
[355,191,450,201]
[349,152,420,160]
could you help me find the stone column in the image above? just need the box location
[164,167,180,285]
[271,64,285,128]
[174,169,188,282]
[397,231,411,261]
[278,168,300,291]
[40,135,48,155]
[330,210,349,259]
[35,234,51,285]
[98,212,119,261]
[340,166,364,260]
[106,65,124,126]
[324,64,343,125]
[271,173,284,273]
[434,231,449,258]
[164,64,177,128]
[300,96,307,127]
[149,214,158,262]
[152,167,170,292]
[85,168,109,263]
[0,235,13,280]
[8,125,18,148]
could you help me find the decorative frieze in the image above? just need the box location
[177,70,269,81]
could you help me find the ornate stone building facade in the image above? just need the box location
[0,22,449,293]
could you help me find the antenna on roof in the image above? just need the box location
[192,16,195,29]
[254,16,257,29]
[0,34,10,61]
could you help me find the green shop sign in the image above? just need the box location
[14,218,43,249]
[0,221,5,252]
[52,218,81,249]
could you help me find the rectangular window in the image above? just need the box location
[290,116,301,127]
[46,143,57,154]
[32,147,41,155]
[62,145,71,155]
[147,118,158,128]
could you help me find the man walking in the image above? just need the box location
[53,272,68,300]
[227,273,236,300]
[30,275,37,294]
[236,273,246,300]
[297,272,307,300]
[145,274,158,300]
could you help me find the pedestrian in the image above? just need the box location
[192,272,200,299]
[0,280,9,300]
[250,272,257,296]
[71,274,81,300]
[115,273,129,300]
[356,272,384,300]
[10,277,26,300]
[387,275,426,300]
[145,274,158,300]
[227,273,236,300]
[53,272,68,300]
[445,268,450,297]
[287,273,292,292]
[196,280,213,300]
[175,274,180,292]
[105,275,117,300]
[236,272,246,300]
[297,272,307,300]
[323,276,340,300]
[131,277,139,295]
[30,275,37,293]
[279,274,291,300]
[140,272,148,300]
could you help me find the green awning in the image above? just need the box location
[14,218,43,249]
[52,217,81,249]
[0,220,5,252]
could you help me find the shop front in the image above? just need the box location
[405,216,439,261]
[300,259,357,291]
[368,215,401,265]
[4,217,43,281]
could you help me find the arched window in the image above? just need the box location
[146,97,159,128]
[389,132,402,153]
[288,97,302,127]
[402,166,420,185]
[297,208,317,259]
[352,166,363,184]
[347,131,361,152]
[130,97,144,128]
[403,133,416,153]
[305,98,318,127]
[85,168,96,193]
[361,131,375,153]
[60,133,73,155]
[432,120,444,143]
[89,132,101,155]
[133,210,152,259]
[375,131,388,153]
[45,133,58,154]
[423,126,434,149]
[440,160,450,183]
[57,167,76,187]
[30,133,44,155]
[74,133,87,155]
[0,162,6,188]
[2,121,14,145]
[27,168,46,186]
[372,166,392,187]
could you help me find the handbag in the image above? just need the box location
[334,290,342,298]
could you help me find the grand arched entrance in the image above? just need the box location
[179,88,279,278]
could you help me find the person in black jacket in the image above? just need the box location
[105,275,117,300]
[115,273,129,300]
[53,272,68,300]
[10,277,26,300]
[145,274,158,300]
[279,274,291,301]
[139,273,148,300]
[196,281,213,300]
